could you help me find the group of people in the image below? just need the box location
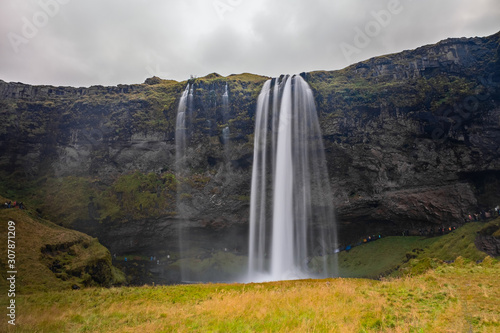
[468,206,500,222]
[113,253,171,265]
[402,226,458,237]
[340,205,500,254]
[3,201,24,209]
[340,234,383,253]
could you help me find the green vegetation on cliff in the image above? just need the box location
[29,170,223,226]
[38,176,96,226]
[97,171,177,223]
[308,69,490,126]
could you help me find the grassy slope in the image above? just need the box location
[9,259,500,332]
[415,222,495,262]
[337,236,437,278]
[336,219,498,279]
[396,219,498,276]
[0,195,125,296]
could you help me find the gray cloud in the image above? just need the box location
[0,0,499,87]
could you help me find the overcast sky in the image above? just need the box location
[1,0,499,87]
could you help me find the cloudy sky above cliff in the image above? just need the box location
[0,0,499,87]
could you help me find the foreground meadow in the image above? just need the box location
[7,258,500,332]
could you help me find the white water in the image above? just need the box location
[222,83,229,123]
[176,82,239,282]
[221,84,232,165]
[175,84,190,171]
[271,77,294,278]
[175,83,192,281]
[248,75,338,282]
[248,80,271,273]
[222,126,230,143]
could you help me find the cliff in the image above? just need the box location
[0,32,499,262]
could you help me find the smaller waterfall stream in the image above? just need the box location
[221,83,231,165]
[175,84,190,171]
[175,83,193,281]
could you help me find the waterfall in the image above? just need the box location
[176,83,193,282]
[222,83,229,123]
[248,80,271,274]
[248,75,338,282]
[221,83,232,172]
[222,126,230,144]
[175,84,190,172]
[175,81,238,282]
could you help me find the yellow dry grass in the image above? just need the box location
[6,258,500,332]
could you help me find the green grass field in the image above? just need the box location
[337,236,438,278]
[337,220,496,279]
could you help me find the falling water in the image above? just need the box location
[176,83,193,281]
[222,126,230,144]
[187,85,194,133]
[222,83,229,122]
[248,75,338,282]
[175,84,190,171]
[221,83,232,166]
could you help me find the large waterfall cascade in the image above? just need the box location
[174,77,337,282]
[248,75,338,282]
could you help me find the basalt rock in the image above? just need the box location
[475,220,500,257]
[475,235,500,257]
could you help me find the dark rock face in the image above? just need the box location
[306,32,500,242]
[475,220,500,257]
[336,183,478,238]
[0,33,499,258]
[475,235,500,257]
